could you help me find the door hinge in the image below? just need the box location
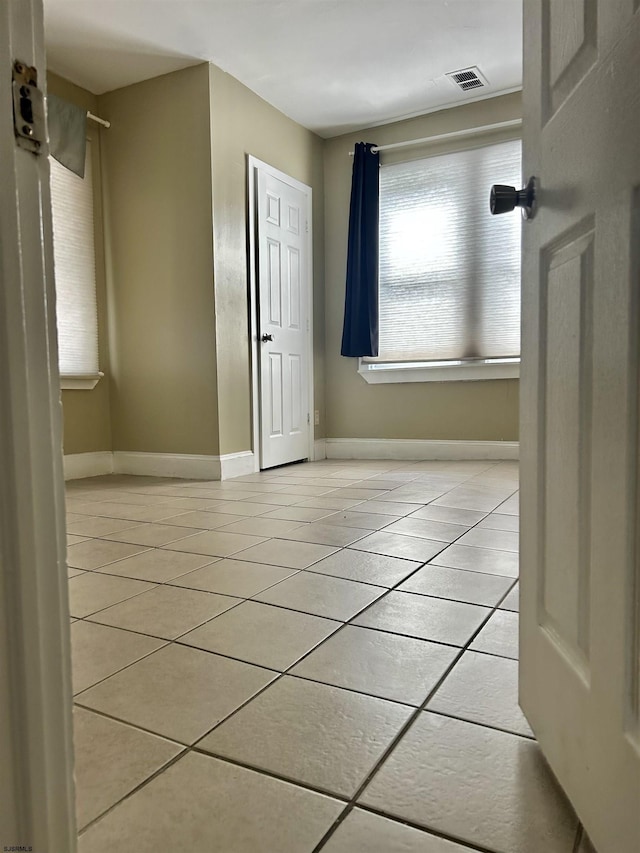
[305,220,309,234]
[12,61,47,155]
[307,413,310,425]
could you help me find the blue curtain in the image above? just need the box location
[341,142,380,357]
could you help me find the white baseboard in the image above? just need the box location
[325,438,519,461]
[112,452,222,480]
[63,451,114,480]
[313,439,327,461]
[64,440,516,482]
[219,451,255,480]
[64,450,258,481]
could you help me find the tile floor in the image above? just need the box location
[66,459,591,852]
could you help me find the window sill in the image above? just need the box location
[60,373,103,390]
[358,359,520,384]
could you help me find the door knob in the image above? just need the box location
[490,176,538,220]
[261,333,273,343]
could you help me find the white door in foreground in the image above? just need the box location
[0,0,76,849]
[519,2,640,851]
[257,168,311,469]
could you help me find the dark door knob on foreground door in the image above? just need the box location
[490,176,538,220]
[261,333,273,342]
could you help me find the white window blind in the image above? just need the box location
[50,142,99,377]
[374,138,522,364]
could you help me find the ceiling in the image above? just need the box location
[43,0,523,138]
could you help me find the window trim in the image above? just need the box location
[358,357,520,384]
[60,372,103,391]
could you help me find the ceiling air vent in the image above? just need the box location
[445,66,488,92]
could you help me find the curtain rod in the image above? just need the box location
[87,111,110,129]
[348,118,521,156]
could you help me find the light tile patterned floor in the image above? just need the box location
[67,459,587,852]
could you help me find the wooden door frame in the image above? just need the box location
[0,0,76,850]
[247,155,315,471]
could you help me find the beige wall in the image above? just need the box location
[52,62,325,462]
[208,66,326,454]
[99,64,220,455]
[52,61,518,461]
[323,93,522,441]
[47,72,112,454]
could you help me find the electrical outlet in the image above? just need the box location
[314,410,320,426]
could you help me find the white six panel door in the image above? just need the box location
[257,170,310,469]
[520,2,640,851]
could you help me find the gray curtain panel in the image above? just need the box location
[47,93,87,178]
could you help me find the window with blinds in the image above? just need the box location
[371,138,522,366]
[49,142,99,378]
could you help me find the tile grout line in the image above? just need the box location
[67,465,518,530]
[73,701,189,749]
[72,471,517,708]
[189,747,353,804]
[73,557,446,701]
[72,462,497,832]
[68,461,521,845]
[75,670,530,846]
[72,470,514,607]
[423,707,534,741]
[76,747,190,837]
[182,486,517,750]
[71,477,516,629]
[184,587,410,750]
[69,497,517,559]
[71,562,308,622]
[74,548,509,615]
[72,638,173,698]
[309,499,521,852]
[75,610,520,712]
[352,803,502,853]
[308,640,468,852]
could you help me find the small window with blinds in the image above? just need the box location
[49,142,99,381]
[365,138,521,378]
